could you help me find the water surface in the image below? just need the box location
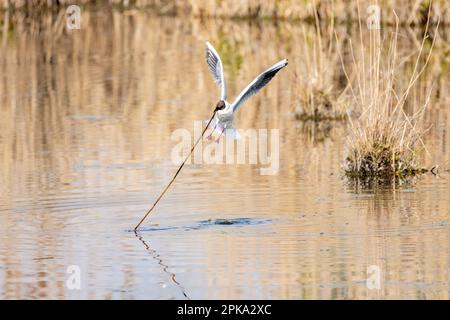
[0,10,449,299]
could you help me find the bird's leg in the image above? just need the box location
[206,123,217,140]
[215,125,226,143]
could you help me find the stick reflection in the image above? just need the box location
[134,231,190,300]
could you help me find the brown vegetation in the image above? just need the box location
[341,9,438,183]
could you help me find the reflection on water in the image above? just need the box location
[135,232,190,299]
[0,9,449,299]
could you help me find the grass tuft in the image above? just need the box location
[340,6,438,184]
[293,6,349,122]
[345,142,427,183]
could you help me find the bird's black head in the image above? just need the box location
[215,100,226,111]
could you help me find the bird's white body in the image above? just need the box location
[205,41,288,140]
[216,101,233,123]
[214,101,237,138]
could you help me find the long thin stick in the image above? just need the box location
[134,110,218,230]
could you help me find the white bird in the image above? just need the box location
[205,41,288,141]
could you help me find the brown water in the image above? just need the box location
[0,10,449,299]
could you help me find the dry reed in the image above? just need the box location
[293,5,349,122]
[1,1,448,26]
[341,5,439,184]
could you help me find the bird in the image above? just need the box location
[134,42,287,230]
[205,41,288,141]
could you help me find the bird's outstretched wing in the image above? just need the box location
[206,41,227,101]
[231,59,288,112]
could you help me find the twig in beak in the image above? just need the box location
[134,109,218,230]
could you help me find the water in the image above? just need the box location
[0,10,449,299]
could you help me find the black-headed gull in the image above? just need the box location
[205,41,288,141]
[134,42,287,230]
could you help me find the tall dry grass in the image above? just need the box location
[341,7,439,183]
[1,0,448,25]
[186,0,446,25]
[293,7,349,121]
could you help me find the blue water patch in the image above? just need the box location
[198,218,270,226]
[429,220,450,228]
[129,218,271,233]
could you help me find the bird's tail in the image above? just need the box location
[204,118,241,140]
[224,127,241,140]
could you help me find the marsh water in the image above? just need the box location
[0,10,449,299]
